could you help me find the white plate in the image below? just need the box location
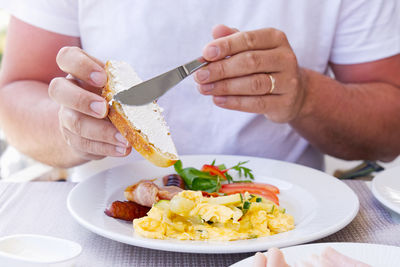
[372,165,400,214]
[67,155,359,254]
[230,242,400,267]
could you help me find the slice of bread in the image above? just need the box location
[102,60,178,167]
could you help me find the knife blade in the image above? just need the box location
[113,57,208,106]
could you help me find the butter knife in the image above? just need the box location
[113,57,208,106]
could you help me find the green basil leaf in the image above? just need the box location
[217,164,227,170]
[177,167,215,188]
[186,168,216,179]
[192,178,220,192]
[174,160,221,192]
[174,160,183,173]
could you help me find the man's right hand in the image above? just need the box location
[48,46,131,160]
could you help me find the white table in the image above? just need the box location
[0,180,399,267]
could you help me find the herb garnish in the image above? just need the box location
[174,160,220,192]
[241,201,251,215]
[173,160,254,193]
[231,161,254,179]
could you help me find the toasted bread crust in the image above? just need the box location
[102,61,178,167]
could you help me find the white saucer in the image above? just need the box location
[0,234,82,267]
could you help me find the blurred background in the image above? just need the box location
[0,11,398,182]
[0,10,9,179]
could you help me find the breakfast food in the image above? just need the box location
[133,190,294,241]
[163,174,185,189]
[174,160,281,205]
[104,201,150,221]
[104,177,184,221]
[102,60,178,167]
[105,160,294,241]
[124,180,183,207]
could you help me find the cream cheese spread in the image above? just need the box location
[108,61,178,156]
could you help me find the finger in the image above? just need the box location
[195,49,284,84]
[56,46,107,87]
[66,74,103,95]
[266,248,290,267]
[321,247,370,267]
[212,94,279,114]
[203,28,287,61]
[63,127,132,157]
[212,24,239,39]
[253,252,267,267]
[49,77,108,118]
[77,152,105,161]
[60,107,130,147]
[198,73,277,96]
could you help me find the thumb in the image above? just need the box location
[212,24,239,39]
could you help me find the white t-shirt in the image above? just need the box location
[3,0,400,181]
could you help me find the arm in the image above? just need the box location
[291,56,400,161]
[0,17,130,168]
[195,25,400,162]
[0,17,83,167]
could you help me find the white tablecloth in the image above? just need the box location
[0,181,399,267]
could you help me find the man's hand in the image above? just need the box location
[48,47,131,160]
[195,25,307,123]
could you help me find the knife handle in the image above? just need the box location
[182,57,209,75]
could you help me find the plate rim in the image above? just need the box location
[229,242,400,266]
[67,154,359,254]
[371,166,400,214]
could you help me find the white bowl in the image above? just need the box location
[0,234,82,267]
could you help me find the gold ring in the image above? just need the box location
[268,74,275,94]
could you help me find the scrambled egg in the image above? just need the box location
[133,190,294,241]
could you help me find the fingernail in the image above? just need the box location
[199,83,214,93]
[204,45,219,59]
[196,69,210,82]
[116,146,126,155]
[115,133,129,146]
[90,101,107,117]
[90,71,107,86]
[214,96,227,105]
